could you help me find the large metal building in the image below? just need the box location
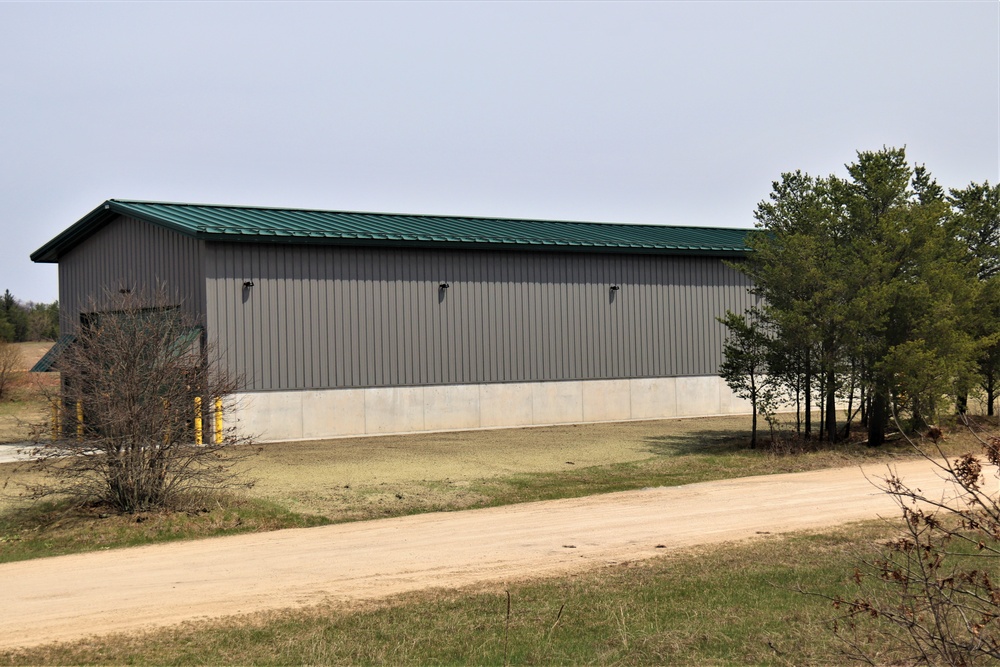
[31,199,756,442]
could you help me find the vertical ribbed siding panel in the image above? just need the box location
[314,248,329,389]
[203,243,752,390]
[480,254,494,383]
[396,252,409,386]
[248,245,262,390]
[340,250,354,387]
[330,250,344,387]
[58,215,205,334]
[370,249,381,386]
[513,253,527,380]
[392,251,405,386]
[272,247,285,389]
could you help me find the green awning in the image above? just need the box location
[29,326,201,372]
[30,334,76,372]
[167,326,203,357]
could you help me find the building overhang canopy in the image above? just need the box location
[30,334,76,372]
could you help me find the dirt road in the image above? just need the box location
[0,458,972,650]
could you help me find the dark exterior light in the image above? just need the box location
[439,283,450,289]
[243,280,255,288]
[610,285,620,291]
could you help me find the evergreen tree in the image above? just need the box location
[730,147,982,446]
[949,180,1000,415]
[718,309,776,448]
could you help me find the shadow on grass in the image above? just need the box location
[642,429,752,457]
[641,423,949,461]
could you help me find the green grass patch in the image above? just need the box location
[465,441,909,507]
[0,494,330,564]
[0,521,896,666]
[304,435,931,522]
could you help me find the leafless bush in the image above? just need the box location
[832,420,1000,665]
[23,292,252,513]
[0,341,20,400]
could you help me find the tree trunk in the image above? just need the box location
[826,364,837,444]
[860,383,868,427]
[795,372,802,436]
[804,354,812,439]
[818,369,826,441]
[843,362,855,440]
[868,389,888,447]
[986,372,996,417]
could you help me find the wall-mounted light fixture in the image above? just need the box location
[610,285,620,291]
[439,283,450,290]
[118,288,131,294]
[243,280,255,289]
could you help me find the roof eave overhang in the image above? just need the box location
[197,233,750,257]
[30,200,201,264]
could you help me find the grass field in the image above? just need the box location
[4,397,995,567]
[1,348,996,663]
[0,520,904,666]
[3,410,970,564]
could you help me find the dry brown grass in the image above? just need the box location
[3,395,994,560]
[10,342,54,371]
[241,413,989,521]
[0,343,56,444]
[244,416,753,517]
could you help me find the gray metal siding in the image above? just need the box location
[58,216,205,332]
[205,243,754,391]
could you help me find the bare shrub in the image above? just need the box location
[23,292,252,513]
[832,420,1000,665]
[0,341,21,400]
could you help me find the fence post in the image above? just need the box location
[194,396,203,445]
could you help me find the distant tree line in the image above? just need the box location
[0,289,59,342]
[721,147,1000,447]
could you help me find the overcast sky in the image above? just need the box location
[1,1,997,303]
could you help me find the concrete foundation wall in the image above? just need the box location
[233,375,755,443]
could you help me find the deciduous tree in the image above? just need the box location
[25,292,251,513]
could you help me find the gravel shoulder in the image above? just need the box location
[0,457,967,650]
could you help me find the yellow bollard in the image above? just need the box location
[214,397,223,445]
[76,401,83,440]
[194,396,203,445]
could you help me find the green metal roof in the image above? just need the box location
[31,199,753,263]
